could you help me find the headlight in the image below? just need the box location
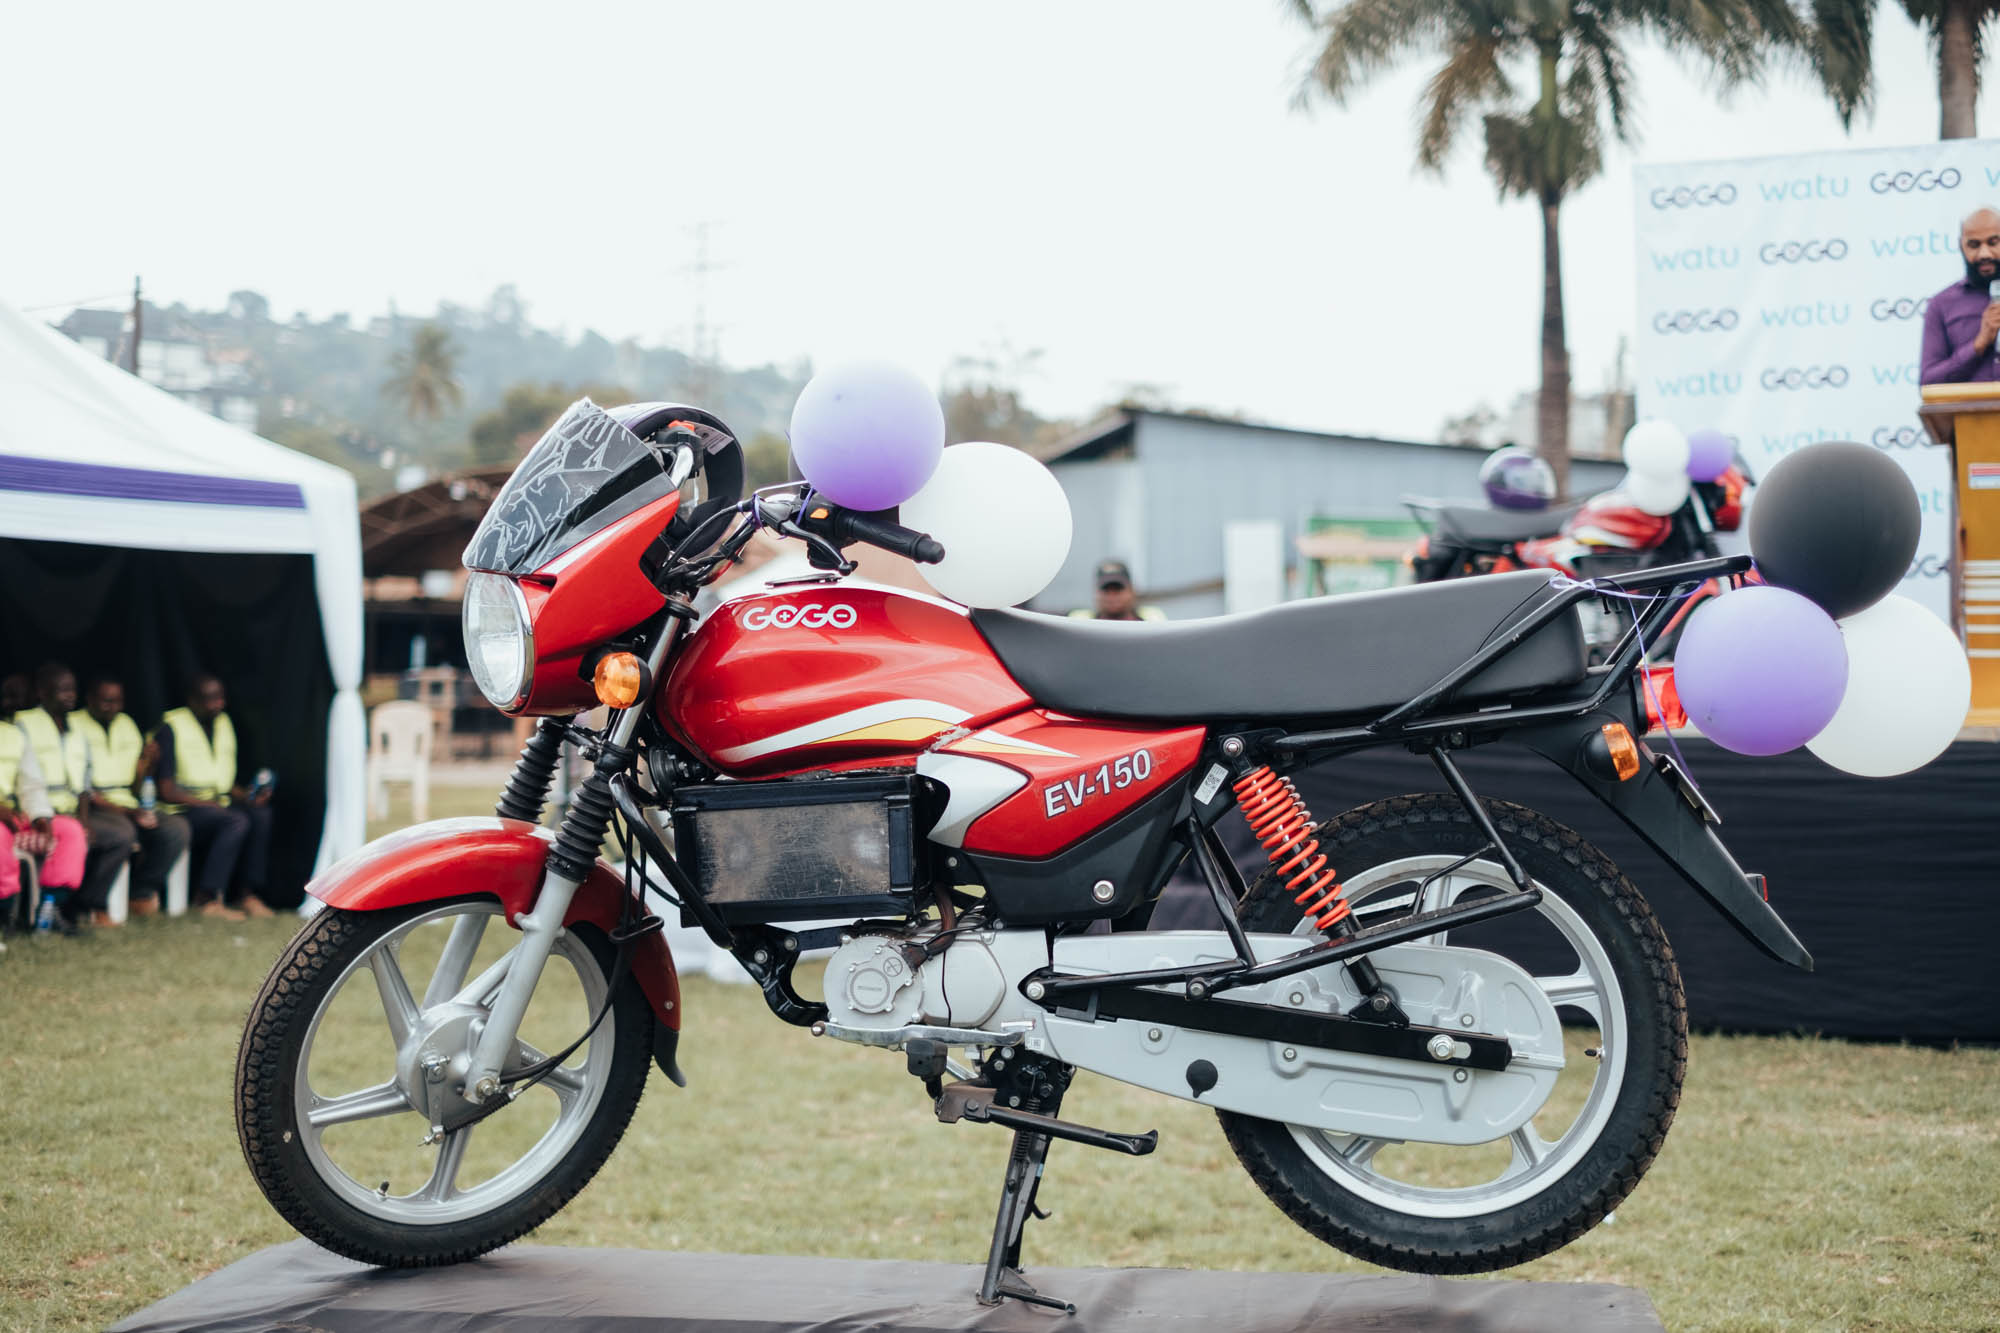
[463,571,533,709]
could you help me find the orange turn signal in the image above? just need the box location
[1599,723,1642,782]
[593,651,646,709]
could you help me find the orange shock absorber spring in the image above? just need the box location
[1233,765,1350,931]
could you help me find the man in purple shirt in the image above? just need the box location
[1920,206,2000,385]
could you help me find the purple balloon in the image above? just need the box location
[788,361,945,511]
[1673,586,1848,756]
[1686,428,1733,482]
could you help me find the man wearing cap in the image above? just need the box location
[1920,205,2000,386]
[76,676,190,918]
[1070,559,1166,621]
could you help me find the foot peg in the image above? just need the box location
[936,1081,1157,1156]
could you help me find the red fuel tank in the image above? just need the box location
[660,584,1034,778]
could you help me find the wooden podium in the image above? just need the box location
[1919,383,2000,725]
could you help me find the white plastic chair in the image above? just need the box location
[105,844,192,921]
[369,701,434,825]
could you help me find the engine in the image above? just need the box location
[822,925,1039,1034]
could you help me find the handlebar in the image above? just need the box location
[798,503,946,564]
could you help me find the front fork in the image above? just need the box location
[462,603,689,1102]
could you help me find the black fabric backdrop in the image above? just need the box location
[0,537,333,903]
[1153,737,2000,1043]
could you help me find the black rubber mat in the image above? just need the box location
[110,1239,1664,1332]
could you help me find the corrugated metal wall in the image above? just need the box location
[1037,414,1626,617]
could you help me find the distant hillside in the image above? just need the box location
[60,286,808,497]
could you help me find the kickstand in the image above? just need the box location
[977,1127,1074,1314]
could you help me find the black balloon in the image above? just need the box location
[1747,441,1920,620]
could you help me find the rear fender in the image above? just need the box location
[307,817,685,1080]
[1511,711,1813,970]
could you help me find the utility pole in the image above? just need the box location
[128,275,143,376]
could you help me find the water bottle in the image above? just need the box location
[139,777,157,813]
[34,892,58,934]
[254,768,275,798]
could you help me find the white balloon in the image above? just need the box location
[1806,594,1970,777]
[1623,419,1691,479]
[900,442,1073,608]
[1623,468,1690,516]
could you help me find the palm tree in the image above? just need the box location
[1289,0,1804,495]
[383,322,464,422]
[1810,0,1996,138]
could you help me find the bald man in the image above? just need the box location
[1920,206,2000,386]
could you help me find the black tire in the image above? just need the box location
[1219,793,1686,1273]
[235,901,652,1266]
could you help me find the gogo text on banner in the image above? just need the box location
[1633,139,2000,625]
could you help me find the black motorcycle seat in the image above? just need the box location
[972,570,1586,723]
[1436,502,1579,547]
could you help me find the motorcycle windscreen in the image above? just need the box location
[462,398,675,575]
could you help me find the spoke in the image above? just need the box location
[422,913,490,1010]
[1536,970,1606,1025]
[451,944,521,1011]
[1508,1125,1552,1176]
[418,1125,474,1202]
[1336,1135,1386,1171]
[306,1081,411,1129]
[515,1040,588,1109]
[542,1062,587,1108]
[1414,873,1459,947]
[368,947,421,1049]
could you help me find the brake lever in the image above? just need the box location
[775,518,857,575]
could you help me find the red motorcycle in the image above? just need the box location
[1408,466,1750,660]
[236,400,1807,1309]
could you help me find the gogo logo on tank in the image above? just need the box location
[738,603,859,631]
[1653,309,1739,333]
[1869,168,1961,193]
[1649,182,1737,208]
[1870,297,1930,321]
[1760,239,1848,263]
[1760,366,1850,390]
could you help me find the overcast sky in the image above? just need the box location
[4,2,1993,442]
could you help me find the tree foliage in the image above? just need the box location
[1290,0,1826,491]
[468,382,632,464]
[383,323,464,423]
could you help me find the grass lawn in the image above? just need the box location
[1,785,1995,1331]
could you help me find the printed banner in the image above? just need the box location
[1633,139,2000,623]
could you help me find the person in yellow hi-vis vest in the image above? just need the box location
[153,673,276,921]
[78,676,190,918]
[17,664,134,928]
[2,672,89,927]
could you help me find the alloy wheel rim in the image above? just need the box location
[292,902,613,1225]
[1284,854,1628,1218]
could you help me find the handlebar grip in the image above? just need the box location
[836,509,947,564]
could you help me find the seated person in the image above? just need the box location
[153,674,276,921]
[2,673,89,932]
[77,675,191,918]
[17,663,135,928]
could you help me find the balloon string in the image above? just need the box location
[1545,574,1708,800]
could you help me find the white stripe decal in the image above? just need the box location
[713,699,973,764]
[916,752,1028,848]
[959,728,1075,758]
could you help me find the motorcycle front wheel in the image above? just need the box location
[235,898,653,1266]
[1220,792,1686,1273]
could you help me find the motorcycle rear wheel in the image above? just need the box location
[1219,792,1685,1273]
[235,899,652,1266]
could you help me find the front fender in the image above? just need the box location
[307,817,684,1079]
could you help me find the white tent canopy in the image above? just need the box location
[0,299,364,874]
